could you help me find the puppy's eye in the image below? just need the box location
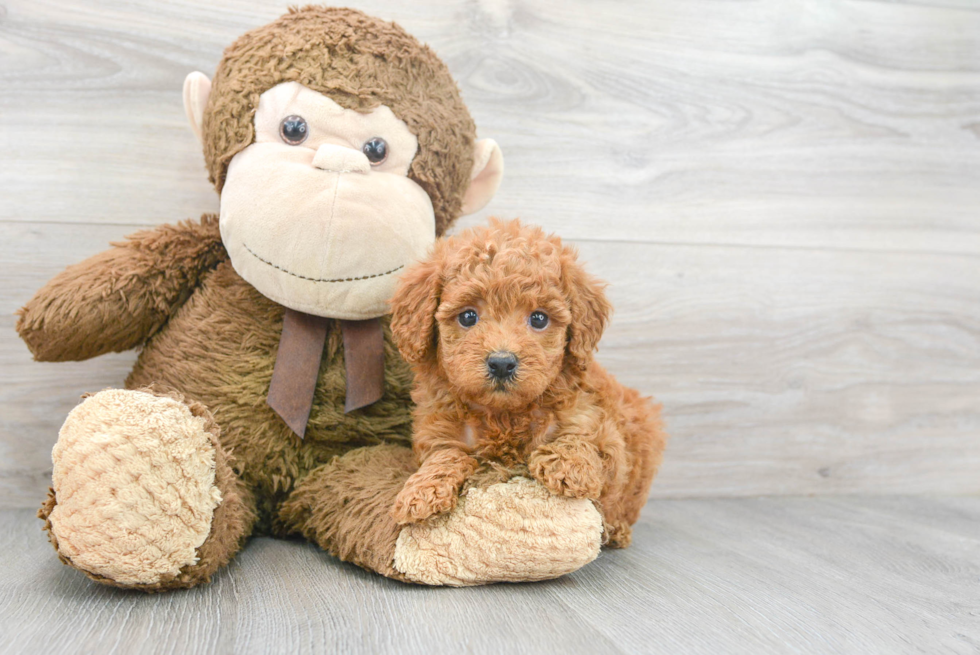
[362,137,388,165]
[458,309,479,328]
[529,311,549,330]
[279,115,309,145]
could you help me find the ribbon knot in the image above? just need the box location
[267,308,385,439]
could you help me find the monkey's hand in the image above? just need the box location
[391,449,478,525]
[17,216,225,362]
[529,437,605,500]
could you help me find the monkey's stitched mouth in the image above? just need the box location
[244,243,404,283]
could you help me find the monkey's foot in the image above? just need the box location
[393,476,603,586]
[280,446,603,586]
[42,389,224,587]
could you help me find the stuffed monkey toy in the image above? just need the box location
[16,7,603,589]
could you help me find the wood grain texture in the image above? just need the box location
[2,0,980,505]
[2,496,978,654]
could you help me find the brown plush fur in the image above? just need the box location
[204,6,476,234]
[277,444,418,580]
[22,215,419,586]
[17,6,485,589]
[120,219,418,532]
[16,218,226,362]
[389,220,667,547]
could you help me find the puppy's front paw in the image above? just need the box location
[529,440,604,500]
[391,475,460,525]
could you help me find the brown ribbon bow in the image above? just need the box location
[267,308,385,439]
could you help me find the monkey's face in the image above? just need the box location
[219,82,436,319]
[185,8,504,319]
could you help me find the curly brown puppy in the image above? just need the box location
[389,219,667,547]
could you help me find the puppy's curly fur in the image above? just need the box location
[389,219,666,547]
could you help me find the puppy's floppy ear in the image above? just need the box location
[390,253,444,365]
[561,246,612,370]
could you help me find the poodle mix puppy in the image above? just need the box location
[389,219,667,547]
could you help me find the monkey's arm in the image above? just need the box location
[16,216,225,362]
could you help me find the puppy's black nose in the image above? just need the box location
[486,352,519,381]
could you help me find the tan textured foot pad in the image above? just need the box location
[48,389,222,586]
[393,477,603,586]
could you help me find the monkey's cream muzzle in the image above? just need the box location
[218,82,436,320]
[221,141,434,319]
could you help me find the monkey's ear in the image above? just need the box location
[183,72,212,144]
[460,139,504,216]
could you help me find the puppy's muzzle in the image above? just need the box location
[486,352,519,382]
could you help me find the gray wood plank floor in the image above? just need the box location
[2,496,978,655]
[3,4,978,654]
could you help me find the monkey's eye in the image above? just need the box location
[362,137,388,165]
[458,309,479,328]
[529,311,549,330]
[279,115,309,145]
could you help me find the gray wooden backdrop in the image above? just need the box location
[2,0,979,509]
